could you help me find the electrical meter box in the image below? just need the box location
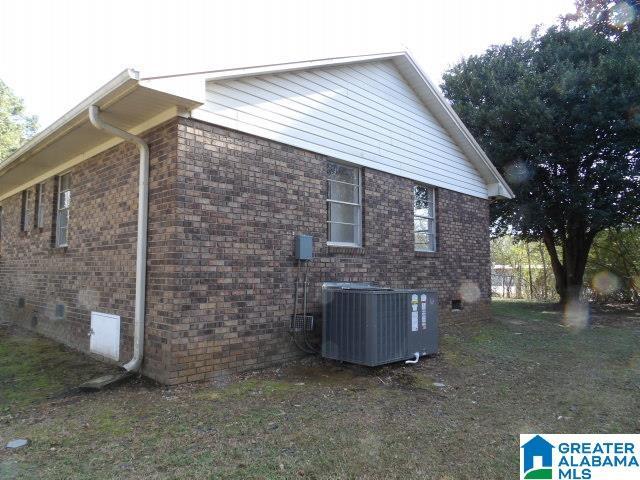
[294,234,314,261]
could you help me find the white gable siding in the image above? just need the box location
[193,60,488,198]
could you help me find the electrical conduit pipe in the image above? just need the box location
[88,105,149,372]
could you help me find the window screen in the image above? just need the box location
[327,161,361,246]
[414,185,436,252]
[20,190,31,232]
[56,174,71,247]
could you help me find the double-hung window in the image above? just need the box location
[327,161,361,246]
[56,173,71,247]
[414,185,436,252]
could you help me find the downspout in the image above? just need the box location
[88,105,149,372]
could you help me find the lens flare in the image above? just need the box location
[459,280,481,303]
[563,300,590,330]
[609,1,637,29]
[504,160,531,185]
[592,271,621,295]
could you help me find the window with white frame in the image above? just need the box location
[34,182,45,228]
[327,161,361,246]
[20,189,31,232]
[56,173,71,247]
[414,185,436,252]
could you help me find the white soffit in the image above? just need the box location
[0,71,202,201]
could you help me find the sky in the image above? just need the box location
[0,0,576,130]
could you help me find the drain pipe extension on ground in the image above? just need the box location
[88,105,148,372]
[405,352,420,365]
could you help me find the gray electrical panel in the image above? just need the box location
[322,283,438,366]
[294,234,313,260]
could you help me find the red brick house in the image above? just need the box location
[0,52,512,384]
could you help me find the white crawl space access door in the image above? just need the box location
[90,312,120,360]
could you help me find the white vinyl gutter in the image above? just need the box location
[88,105,149,372]
[0,69,139,176]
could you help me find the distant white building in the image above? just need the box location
[491,264,545,298]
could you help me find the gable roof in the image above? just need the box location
[142,51,513,199]
[0,51,513,201]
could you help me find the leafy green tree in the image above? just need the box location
[585,227,640,302]
[563,0,640,35]
[491,236,557,301]
[442,26,640,305]
[0,79,38,160]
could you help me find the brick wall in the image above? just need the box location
[169,118,491,384]
[0,119,181,383]
[0,115,491,385]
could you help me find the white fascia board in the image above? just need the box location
[202,52,407,82]
[397,52,514,199]
[0,69,140,175]
[141,51,406,82]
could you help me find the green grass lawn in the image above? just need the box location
[1,301,639,479]
[0,326,114,414]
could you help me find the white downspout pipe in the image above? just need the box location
[88,105,149,372]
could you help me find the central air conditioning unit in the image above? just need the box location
[321,283,438,366]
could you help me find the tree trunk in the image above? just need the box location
[538,242,549,300]
[542,227,595,306]
[542,228,566,303]
[526,242,534,300]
